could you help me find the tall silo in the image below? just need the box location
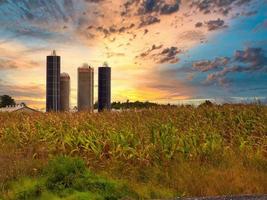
[78,64,94,111]
[98,63,111,112]
[46,50,60,112]
[60,73,70,112]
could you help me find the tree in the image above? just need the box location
[199,100,214,107]
[94,101,98,109]
[0,95,16,108]
[20,102,26,107]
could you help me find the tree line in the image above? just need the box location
[1,94,221,110]
[94,100,177,110]
[0,95,16,108]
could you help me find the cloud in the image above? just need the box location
[0,57,41,71]
[121,0,181,30]
[0,82,45,108]
[0,83,45,99]
[179,30,206,42]
[252,19,267,32]
[190,0,253,15]
[177,47,267,87]
[137,45,181,64]
[160,1,180,15]
[206,18,227,31]
[193,57,229,72]
[139,15,161,27]
[0,0,263,107]
[95,23,136,37]
[195,19,227,31]
[0,0,77,23]
[10,26,58,40]
[0,0,105,44]
[106,52,125,58]
[157,47,181,64]
[0,0,249,61]
[0,42,45,71]
[138,0,181,15]
[204,47,267,86]
[0,58,19,70]
[241,10,258,17]
[138,44,163,58]
[0,0,253,48]
[136,67,195,101]
[195,22,203,28]
[234,47,267,69]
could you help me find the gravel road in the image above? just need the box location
[173,195,267,200]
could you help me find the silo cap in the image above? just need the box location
[80,63,92,68]
[103,62,109,67]
[52,50,57,56]
[60,72,70,78]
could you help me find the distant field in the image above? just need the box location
[0,104,266,199]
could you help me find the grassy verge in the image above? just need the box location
[3,156,137,200]
[0,105,266,198]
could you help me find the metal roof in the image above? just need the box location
[0,105,40,113]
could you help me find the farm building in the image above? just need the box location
[0,104,40,113]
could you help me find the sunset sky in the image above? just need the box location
[0,0,267,109]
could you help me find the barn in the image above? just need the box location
[0,105,40,113]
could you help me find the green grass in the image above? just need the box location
[4,156,137,200]
[0,104,266,198]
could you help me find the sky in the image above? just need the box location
[0,0,266,109]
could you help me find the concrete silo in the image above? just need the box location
[78,64,94,111]
[46,50,60,112]
[98,62,111,112]
[60,73,70,112]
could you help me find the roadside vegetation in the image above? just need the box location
[0,104,266,199]
[2,156,137,200]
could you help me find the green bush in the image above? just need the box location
[6,156,138,200]
[45,156,86,191]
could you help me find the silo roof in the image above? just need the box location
[60,72,70,78]
[78,63,94,72]
[79,63,92,68]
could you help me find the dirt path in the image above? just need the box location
[174,195,267,200]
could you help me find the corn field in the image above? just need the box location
[0,104,266,198]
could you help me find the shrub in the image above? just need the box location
[5,156,138,200]
[45,156,86,191]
